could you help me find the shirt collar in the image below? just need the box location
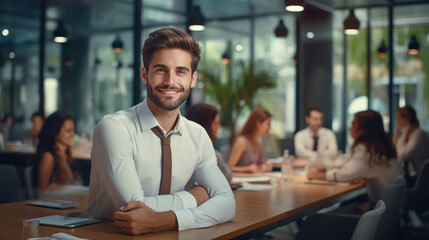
[137,99,183,136]
[306,127,320,136]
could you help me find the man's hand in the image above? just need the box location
[187,185,209,206]
[114,201,178,235]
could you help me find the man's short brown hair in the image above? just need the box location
[305,106,323,117]
[142,28,201,73]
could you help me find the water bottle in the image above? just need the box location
[282,150,293,181]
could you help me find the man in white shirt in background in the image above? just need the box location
[294,107,338,160]
[85,28,235,235]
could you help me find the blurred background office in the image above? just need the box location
[0,0,428,155]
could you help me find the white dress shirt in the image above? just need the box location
[294,127,338,159]
[85,99,236,231]
[396,128,429,177]
[327,144,403,202]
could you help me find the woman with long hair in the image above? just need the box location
[186,103,232,182]
[32,111,81,196]
[393,105,429,187]
[228,108,273,173]
[307,110,402,203]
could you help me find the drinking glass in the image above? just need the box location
[22,219,40,240]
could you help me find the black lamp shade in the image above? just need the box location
[293,52,298,65]
[94,58,101,66]
[408,35,420,55]
[274,20,288,37]
[64,57,73,67]
[112,35,124,53]
[221,46,231,64]
[54,21,68,43]
[285,0,305,12]
[221,52,230,64]
[188,6,205,31]
[344,9,360,35]
[378,40,387,58]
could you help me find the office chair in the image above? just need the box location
[404,159,429,230]
[0,164,27,202]
[24,166,36,199]
[374,179,406,240]
[295,200,386,240]
[406,159,429,214]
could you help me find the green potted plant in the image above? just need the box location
[201,60,277,140]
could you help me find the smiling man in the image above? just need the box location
[85,28,236,234]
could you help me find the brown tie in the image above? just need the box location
[151,126,172,195]
[313,135,319,151]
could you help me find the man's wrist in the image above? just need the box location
[158,211,178,231]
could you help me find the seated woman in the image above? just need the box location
[393,105,429,188]
[186,103,232,182]
[32,111,86,197]
[307,110,402,204]
[228,108,273,173]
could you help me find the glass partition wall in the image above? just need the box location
[334,3,429,150]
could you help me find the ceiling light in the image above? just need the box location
[408,35,420,55]
[53,21,68,43]
[274,19,288,38]
[188,6,205,31]
[344,9,360,35]
[377,40,387,58]
[235,44,243,52]
[285,0,305,12]
[111,34,124,53]
[2,29,9,36]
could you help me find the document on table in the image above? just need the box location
[232,176,271,184]
[30,215,102,228]
[26,200,79,209]
[36,232,89,240]
[305,179,351,186]
[237,182,275,191]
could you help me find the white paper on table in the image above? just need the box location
[305,179,351,186]
[232,176,271,184]
[29,233,89,240]
[51,232,88,240]
[237,182,275,191]
[267,157,283,165]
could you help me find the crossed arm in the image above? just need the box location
[92,119,235,235]
[114,185,209,235]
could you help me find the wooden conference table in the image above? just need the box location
[0,175,364,240]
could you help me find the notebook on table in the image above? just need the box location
[30,215,102,228]
[26,200,80,209]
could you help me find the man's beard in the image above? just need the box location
[147,80,191,111]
